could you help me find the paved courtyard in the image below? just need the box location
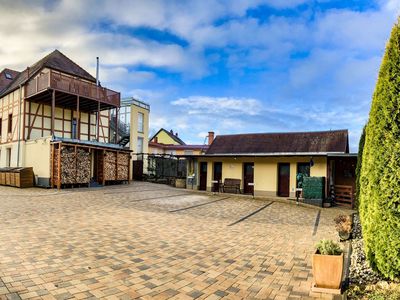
[0,182,350,300]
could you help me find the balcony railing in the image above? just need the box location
[25,70,120,107]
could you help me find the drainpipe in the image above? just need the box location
[17,84,23,167]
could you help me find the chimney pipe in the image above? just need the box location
[208,131,215,145]
[96,57,99,86]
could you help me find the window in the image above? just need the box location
[297,162,310,188]
[138,112,144,133]
[5,73,12,80]
[6,148,11,167]
[7,114,12,133]
[137,137,143,154]
[184,150,194,155]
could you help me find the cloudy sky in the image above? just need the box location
[0,0,399,150]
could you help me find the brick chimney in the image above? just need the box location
[208,131,215,145]
[153,137,158,143]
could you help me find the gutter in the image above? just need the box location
[202,152,346,157]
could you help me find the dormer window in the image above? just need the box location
[5,73,12,79]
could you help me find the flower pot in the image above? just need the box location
[338,231,350,241]
[312,251,343,289]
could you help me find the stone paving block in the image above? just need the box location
[0,182,350,299]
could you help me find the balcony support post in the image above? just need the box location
[51,89,55,137]
[96,101,100,142]
[76,95,80,140]
[116,108,119,144]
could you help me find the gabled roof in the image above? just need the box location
[150,128,186,145]
[0,49,96,97]
[206,129,349,156]
[149,141,208,151]
[0,68,20,93]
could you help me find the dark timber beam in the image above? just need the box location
[51,89,55,137]
[77,95,80,139]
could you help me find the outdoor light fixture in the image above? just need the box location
[310,157,314,167]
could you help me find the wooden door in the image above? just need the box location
[199,162,207,191]
[132,160,144,180]
[243,163,254,194]
[278,163,290,197]
[213,162,222,192]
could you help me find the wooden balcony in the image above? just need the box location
[25,70,120,110]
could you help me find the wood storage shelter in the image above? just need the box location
[51,138,131,189]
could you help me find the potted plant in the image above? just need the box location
[312,239,343,290]
[334,215,352,241]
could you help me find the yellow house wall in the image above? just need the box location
[197,156,327,196]
[130,103,149,177]
[24,137,51,178]
[154,130,180,145]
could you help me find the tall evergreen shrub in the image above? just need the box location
[355,126,366,209]
[359,19,400,279]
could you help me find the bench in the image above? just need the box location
[222,178,241,194]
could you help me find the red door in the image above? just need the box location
[199,162,207,191]
[243,163,254,194]
[278,163,290,197]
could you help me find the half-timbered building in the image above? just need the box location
[0,50,131,188]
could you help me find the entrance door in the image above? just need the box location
[278,163,290,197]
[243,163,254,194]
[199,162,207,191]
[213,162,222,192]
[132,160,144,181]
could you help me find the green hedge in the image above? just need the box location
[359,19,400,279]
[355,125,366,209]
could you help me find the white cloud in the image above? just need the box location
[171,96,263,116]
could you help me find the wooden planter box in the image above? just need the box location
[312,251,343,291]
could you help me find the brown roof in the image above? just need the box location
[0,69,20,93]
[149,141,208,151]
[206,130,349,155]
[0,49,96,97]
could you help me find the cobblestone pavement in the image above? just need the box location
[0,182,351,300]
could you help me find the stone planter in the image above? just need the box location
[312,251,343,289]
[175,178,186,188]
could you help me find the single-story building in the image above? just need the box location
[187,129,356,207]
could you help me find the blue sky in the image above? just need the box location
[0,0,399,150]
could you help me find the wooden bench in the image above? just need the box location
[222,178,241,194]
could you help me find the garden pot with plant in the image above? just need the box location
[334,215,352,241]
[312,239,343,291]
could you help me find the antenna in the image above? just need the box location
[96,57,99,86]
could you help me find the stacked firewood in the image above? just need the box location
[61,146,76,184]
[76,148,91,183]
[117,152,130,180]
[53,146,91,185]
[104,151,117,180]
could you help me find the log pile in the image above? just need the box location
[76,148,91,183]
[53,145,91,185]
[60,146,76,184]
[117,152,130,180]
[104,151,117,181]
